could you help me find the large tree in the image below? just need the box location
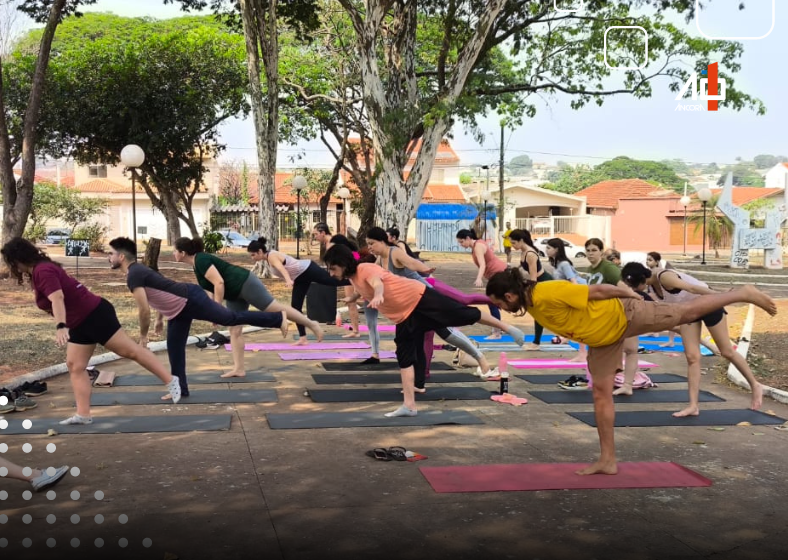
[8,13,250,242]
[0,0,96,244]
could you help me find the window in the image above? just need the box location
[88,164,107,178]
[137,226,147,235]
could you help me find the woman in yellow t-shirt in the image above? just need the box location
[485,268,777,477]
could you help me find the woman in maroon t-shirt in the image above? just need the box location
[1,238,181,425]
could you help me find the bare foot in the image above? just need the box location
[672,405,700,418]
[575,460,618,476]
[523,343,541,351]
[309,321,324,343]
[658,341,675,348]
[403,387,427,394]
[161,394,172,401]
[280,311,289,338]
[220,371,246,378]
[612,384,633,396]
[750,382,763,410]
[342,332,361,339]
[740,285,777,316]
[484,332,502,341]
[293,337,309,346]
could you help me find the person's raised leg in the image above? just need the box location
[441,327,492,376]
[710,317,763,410]
[612,336,639,396]
[673,286,776,326]
[62,342,95,423]
[476,310,526,346]
[673,322,702,417]
[261,300,323,342]
[577,347,620,475]
[223,326,246,378]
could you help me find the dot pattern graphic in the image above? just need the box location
[70,466,81,477]
[22,490,32,500]
[0,467,6,476]
[47,514,56,524]
[23,538,31,548]
[46,490,56,500]
[22,443,31,453]
[0,396,6,405]
[0,443,7,453]
[71,514,80,524]
[95,490,104,500]
[47,538,56,548]
[22,514,32,524]
[0,490,7,500]
[71,538,80,548]
[22,466,32,477]
[71,490,80,500]
[47,443,56,453]
[22,419,32,429]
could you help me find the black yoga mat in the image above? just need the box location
[112,370,275,386]
[320,361,455,371]
[0,415,232,435]
[568,409,785,428]
[90,389,278,406]
[307,386,491,403]
[267,410,483,429]
[515,373,687,385]
[528,389,724,405]
[311,373,482,385]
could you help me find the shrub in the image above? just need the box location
[202,231,224,254]
[72,223,109,253]
[24,223,47,243]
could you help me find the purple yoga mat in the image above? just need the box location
[226,342,371,351]
[508,359,658,369]
[342,324,396,332]
[278,351,397,361]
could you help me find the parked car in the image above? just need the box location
[45,228,71,244]
[219,230,252,248]
[534,237,586,259]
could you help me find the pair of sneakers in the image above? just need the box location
[475,366,500,380]
[30,465,69,492]
[0,390,38,413]
[197,331,231,350]
[558,374,588,390]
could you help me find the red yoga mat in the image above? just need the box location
[419,462,712,493]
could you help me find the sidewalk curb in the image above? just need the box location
[5,326,265,390]
[728,304,788,405]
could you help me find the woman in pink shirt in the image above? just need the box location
[456,228,508,339]
[1,238,181,425]
[323,244,525,418]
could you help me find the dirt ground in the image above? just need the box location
[2,247,788,393]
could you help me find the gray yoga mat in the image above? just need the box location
[320,361,455,372]
[516,373,687,385]
[90,389,278,406]
[311,373,483,384]
[307,386,492,403]
[0,415,232,435]
[529,389,724,405]
[568,409,785,428]
[112,370,275,386]
[267,410,484,429]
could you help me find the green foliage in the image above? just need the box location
[717,162,764,187]
[72,222,108,252]
[508,155,533,175]
[743,197,776,227]
[24,222,47,243]
[201,230,224,254]
[753,154,788,170]
[660,159,691,175]
[459,172,473,185]
[28,182,107,232]
[593,157,685,191]
[689,194,733,258]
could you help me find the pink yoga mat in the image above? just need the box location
[420,462,712,493]
[226,342,370,351]
[508,359,658,369]
[278,351,397,361]
[342,324,396,332]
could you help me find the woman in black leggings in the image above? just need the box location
[248,237,348,345]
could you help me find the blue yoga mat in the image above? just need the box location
[470,335,713,355]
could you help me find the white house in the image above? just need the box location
[765,162,788,189]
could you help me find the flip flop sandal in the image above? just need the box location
[386,446,408,461]
[365,448,392,461]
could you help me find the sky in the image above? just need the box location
[13,0,788,170]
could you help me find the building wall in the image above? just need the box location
[765,165,788,189]
[612,198,676,251]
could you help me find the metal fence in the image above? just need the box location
[416,219,476,252]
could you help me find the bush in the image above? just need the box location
[72,223,109,253]
[202,230,224,254]
[24,223,47,243]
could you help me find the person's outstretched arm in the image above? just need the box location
[588,284,642,301]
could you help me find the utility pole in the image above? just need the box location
[498,123,505,230]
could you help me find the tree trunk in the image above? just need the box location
[0,0,67,244]
[143,237,161,271]
[357,184,376,241]
[240,0,279,250]
[160,191,182,245]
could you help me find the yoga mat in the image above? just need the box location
[515,373,687,385]
[228,342,370,351]
[90,389,278,406]
[311,373,482,384]
[639,342,714,356]
[113,370,275,386]
[456,344,576,353]
[509,359,658,370]
[0,415,232,435]
[307,386,493,403]
[295,334,395,341]
[568,409,786,428]
[267,410,483,429]
[321,361,455,372]
[419,462,712,493]
[343,324,396,332]
[278,351,397,361]
[528,389,725,405]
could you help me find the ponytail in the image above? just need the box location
[485,268,536,316]
[247,236,269,254]
[174,237,205,256]
[456,228,478,241]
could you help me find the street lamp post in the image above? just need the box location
[120,144,145,250]
[337,186,350,235]
[293,175,307,259]
[698,187,712,265]
[481,191,492,242]
[680,195,691,256]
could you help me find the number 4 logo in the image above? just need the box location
[675,62,726,111]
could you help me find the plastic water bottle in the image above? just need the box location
[498,352,509,394]
[335,311,342,327]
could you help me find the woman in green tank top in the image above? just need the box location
[174,237,324,377]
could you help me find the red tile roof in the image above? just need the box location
[72,179,143,194]
[575,179,676,209]
[421,183,466,203]
[704,187,783,206]
[346,137,460,165]
[246,173,345,205]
